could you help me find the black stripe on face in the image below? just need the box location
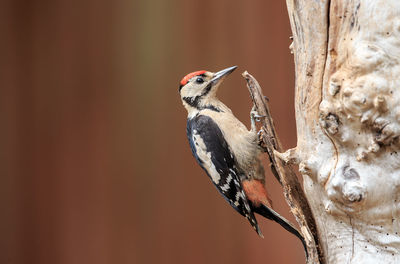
[182,96,222,112]
[182,81,213,106]
[202,82,213,97]
[204,105,222,112]
[183,96,201,108]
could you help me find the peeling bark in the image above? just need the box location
[286,0,400,263]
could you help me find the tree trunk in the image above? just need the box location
[286,0,400,263]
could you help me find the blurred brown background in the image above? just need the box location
[0,0,300,263]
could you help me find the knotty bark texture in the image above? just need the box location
[285,0,400,263]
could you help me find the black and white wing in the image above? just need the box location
[186,114,262,236]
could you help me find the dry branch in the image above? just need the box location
[242,71,324,264]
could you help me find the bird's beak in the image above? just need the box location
[211,66,237,85]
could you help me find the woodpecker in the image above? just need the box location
[179,66,306,250]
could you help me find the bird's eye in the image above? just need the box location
[196,77,204,84]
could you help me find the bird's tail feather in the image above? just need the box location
[254,203,308,258]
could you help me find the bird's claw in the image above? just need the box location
[254,114,266,122]
[250,106,266,123]
[251,105,267,133]
[257,129,268,152]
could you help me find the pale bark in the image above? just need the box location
[285,0,400,263]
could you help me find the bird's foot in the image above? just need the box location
[257,128,268,152]
[250,105,266,132]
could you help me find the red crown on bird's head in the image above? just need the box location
[180,70,206,86]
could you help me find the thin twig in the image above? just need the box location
[242,71,324,264]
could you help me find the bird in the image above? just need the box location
[178,65,307,251]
